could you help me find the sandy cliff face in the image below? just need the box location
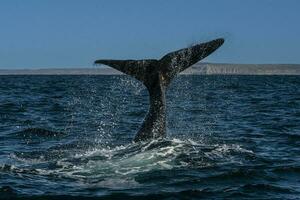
[183,63,300,75]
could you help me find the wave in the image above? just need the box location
[240,183,295,193]
[0,186,17,199]
[0,102,26,113]
[10,128,66,139]
[8,138,254,186]
[1,186,295,200]
[3,137,298,198]
[0,164,40,175]
[271,165,300,173]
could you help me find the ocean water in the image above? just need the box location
[0,75,299,199]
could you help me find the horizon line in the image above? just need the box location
[1,62,300,70]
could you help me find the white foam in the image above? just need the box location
[7,137,254,189]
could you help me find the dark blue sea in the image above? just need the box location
[0,75,299,199]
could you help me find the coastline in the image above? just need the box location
[1,63,300,75]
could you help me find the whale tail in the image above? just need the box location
[95,38,224,88]
[95,38,224,141]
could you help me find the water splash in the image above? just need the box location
[6,138,254,190]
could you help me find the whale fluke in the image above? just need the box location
[95,38,224,142]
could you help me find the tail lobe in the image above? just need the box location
[94,59,158,84]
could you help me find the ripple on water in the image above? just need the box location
[1,75,300,199]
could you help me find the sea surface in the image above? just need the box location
[0,75,299,199]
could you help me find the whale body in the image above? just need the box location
[95,38,224,142]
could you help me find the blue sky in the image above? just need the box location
[0,0,299,68]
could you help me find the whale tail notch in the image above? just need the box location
[94,38,224,142]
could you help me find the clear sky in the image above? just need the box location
[0,0,300,68]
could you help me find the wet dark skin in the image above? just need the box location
[95,38,224,142]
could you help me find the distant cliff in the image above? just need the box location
[1,63,300,75]
[183,63,300,75]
